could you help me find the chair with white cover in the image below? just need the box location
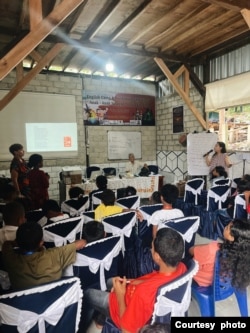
[158,216,200,261]
[233,194,247,219]
[70,236,122,291]
[86,166,101,179]
[43,216,84,248]
[81,210,95,224]
[198,185,231,240]
[213,178,231,187]
[116,195,140,209]
[147,165,159,175]
[61,195,89,216]
[102,211,138,278]
[0,277,83,333]
[101,259,199,333]
[136,204,163,276]
[92,191,104,210]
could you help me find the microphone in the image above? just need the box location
[203,149,213,157]
[228,152,235,156]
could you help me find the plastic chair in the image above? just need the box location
[0,277,83,333]
[70,236,122,291]
[43,216,84,248]
[158,216,200,260]
[101,259,199,332]
[192,251,248,316]
[116,195,140,209]
[61,195,89,216]
[103,167,116,176]
[86,166,101,179]
[81,210,95,223]
[147,165,159,175]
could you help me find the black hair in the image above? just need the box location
[68,186,84,199]
[42,199,61,215]
[28,154,43,168]
[150,191,161,204]
[125,186,137,196]
[1,183,18,201]
[220,218,250,290]
[237,179,250,193]
[96,175,108,190]
[217,141,227,153]
[212,166,228,178]
[153,228,184,267]
[16,222,43,251]
[82,221,105,243]
[3,201,25,226]
[9,143,23,155]
[160,184,179,205]
[139,323,171,333]
[242,174,250,182]
[101,189,115,206]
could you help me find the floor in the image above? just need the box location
[86,233,250,333]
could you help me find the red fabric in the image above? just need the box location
[247,203,250,214]
[109,262,187,333]
[28,169,49,209]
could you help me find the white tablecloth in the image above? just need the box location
[66,176,159,199]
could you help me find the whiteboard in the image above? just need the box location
[187,132,218,175]
[108,131,141,160]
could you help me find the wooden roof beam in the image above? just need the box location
[108,0,152,43]
[201,0,250,11]
[0,0,85,80]
[29,0,43,31]
[241,8,250,28]
[0,44,64,112]
[154,57,207,129]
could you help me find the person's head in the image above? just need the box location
[160,184,179,205]
[42,199,61,218]
[101,189,116,206]
[3,201,26,227]
[68,186,84,199]
[96,175,107,190]
[16,222,43,252]
[149,191,161,204]
[9,143,24,158]
[237,179,250,193]
[152,228,184,267]
[214,141,226,154]
[125,186,137,197]
[139,323,171,333]
[242,174,250,182]
[212,166,228,178]
[82,220,105,243]
[128,153,135,163]
[28,154,43,169]
[221,218,250,290]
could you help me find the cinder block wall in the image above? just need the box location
[0,72,157,202]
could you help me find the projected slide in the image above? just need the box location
[26,123,78,152]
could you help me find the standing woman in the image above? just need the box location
[9,143,30,199]
[205,141,232,176]
[28,154,50,209]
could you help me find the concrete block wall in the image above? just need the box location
[156,88,205,180]
[0,72,157,202]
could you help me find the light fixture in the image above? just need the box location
[106,62,114,72]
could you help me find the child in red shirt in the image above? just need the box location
[83,228,186,333]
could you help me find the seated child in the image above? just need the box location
[2,221,86,290]
[83,228,186,332]
[94,189,124,222]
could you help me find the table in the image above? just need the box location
[59,175,160,202]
